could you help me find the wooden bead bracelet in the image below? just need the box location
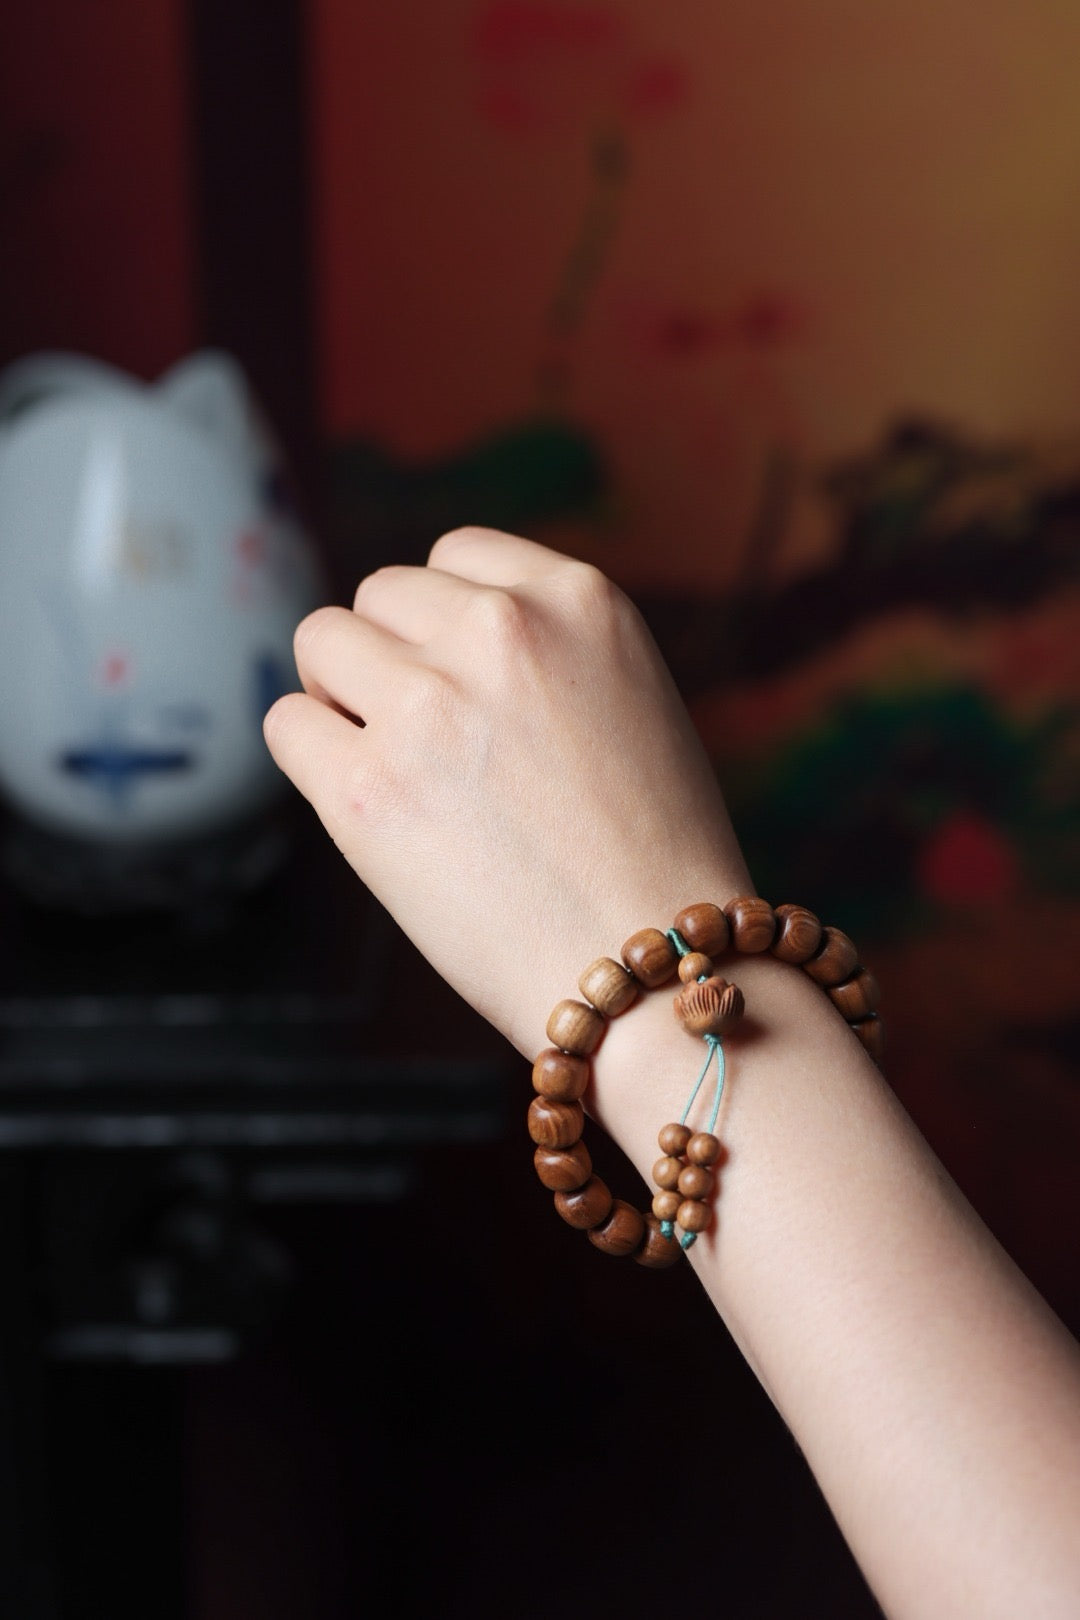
[527,899,885,1268]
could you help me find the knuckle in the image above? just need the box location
[292,604,340,663]
[558,559,621,616]
[352,565,403,614]
[428,525,492,566]
[465,588,543,676]
[261,690,310,752]
[470,585,531,646]
[341,746,395,822]
[398,664,457,730]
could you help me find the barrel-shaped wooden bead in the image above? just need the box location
[546,999,605,1055]
[723,896,776,953]
[534,1141,592,1191]
[652,1155,683,1191]
[686,1131,721,1166]
[829,969,881,1022]
[621,928,678,988]
[673,903,729,957]
[678,952,713,984]
[852,1014,886,1063]
[531,1048,590,1101]
[652,1189,681,1221]
[771,904,823,964]
[633,1213,683,1268]
[555,1174,613,1230]
[658,1122,692,1156]
[527,1096,584,1149]
[578,956,639,1018]
[588,1199,646,1256]
[676,1199,710,1234]
[803,927,860,987]
[677,1164,713,1200]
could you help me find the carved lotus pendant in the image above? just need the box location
[674,976,745,1038]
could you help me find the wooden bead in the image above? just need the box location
[555,1174,613,1230]
[534,1141,592,1191]
[652,1189,681,1221]
[658,1122,692,1155]
[852,1014,886,1063]
[677,1164,713,1200]
[621,928,678,988]
[588,1199,646,1256]
[723,896,776,953]
[531,1048,589,1102]
[803,927,859,987]
[672,903,729,957]
[674,977,744,1038]
[633,1212,682,1268]
[771,903,823,964]
[678,952,713,983]
[828,969,881,1022]
[686,1131,721,1166]
[578,956,638,1018]
[652,1155,683,1191]
[545,999,605,1055]
[527,1096,584,1149]
[676,1199,711,1234]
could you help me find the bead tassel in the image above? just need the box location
[658,928,732,1249]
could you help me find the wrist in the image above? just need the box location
[589,946,846,1183]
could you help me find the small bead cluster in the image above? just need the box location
[651,1123,722,1236]
[529,898,885,1268]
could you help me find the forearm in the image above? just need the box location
[592,936,1080,1619]
[266,530,1080,1619]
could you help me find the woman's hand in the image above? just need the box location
[263,527,750,1054]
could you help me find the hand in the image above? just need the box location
[263,528,750,1055]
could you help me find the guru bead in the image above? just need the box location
[531,1049,589,1101]
[621,927,678,988]
[546,999,605,1055]
[674,977,744,1038]
[678,951,713,983]
[578,956,638,1018]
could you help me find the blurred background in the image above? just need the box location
[1,1,1078,1615]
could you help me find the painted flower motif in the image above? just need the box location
[916,809,1021,905]
[619,289,812,360]
[473,1,688,135]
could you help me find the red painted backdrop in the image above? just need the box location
[0,0,195,375]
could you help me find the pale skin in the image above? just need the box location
[264,527,1080,1620]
